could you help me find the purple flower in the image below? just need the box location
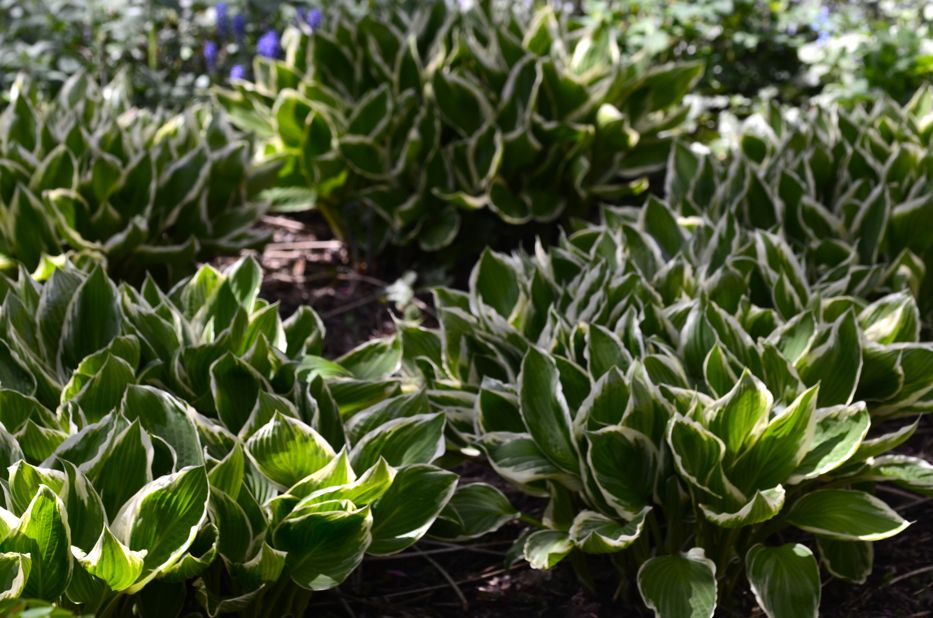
[257,29,281,58]
[233,13,246,42]
[813,6,831,44]
[216,2,230,38]
[229,64,246,80]
[204,41,219,72]
[306,8,322,30]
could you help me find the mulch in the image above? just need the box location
[215,214,933,618]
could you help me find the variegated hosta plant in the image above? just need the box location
[668,86,933,327]
[425,204,933,429]
[0,72,279,283]
[0,258,510,615]
[482,343,932,617]
[217,0,701,254]
[406,202,933,615]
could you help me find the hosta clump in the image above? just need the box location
[481,344,933,616]
[426,204,933,426]
[0,259,508,614]
[667,87,933,327]
[0,72,278,283]
[217,1,701,254]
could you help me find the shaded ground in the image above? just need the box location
[220,214,933,617]
[216,214,401,356]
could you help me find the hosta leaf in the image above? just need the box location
[246,412,336,488]
[121,385,204,469]
[432,71,491,136]
[666,415,736,501]
[732,386,818,493]
[60,462,105,554]
[111,466,210,593]
[637,548,716,618]
[866,455,933,495]
[59,266,121,372]
[72,525,146,592]
[817,538,872,584]
[368,465,457,555]
[210,353,262,435]
[470,249,521,318]
[587,426,657,519]
[859,293,919,344]
[519,347,580,475]
[276,503,372,591]
[430,483,517,542]
[480,431,567,487]
[8,462,65,516]
[795,312,862,407]
[349,413,445,471]
[0,551,31,601]
[705,371,771,458]
[746,543,820,618]
[0,485,71,600]
[523,529,573,570]
[790,403,869,482]
[699,485,784,529]
[91,419,154,518]
[786,489,909,541]
[569,508,649,554]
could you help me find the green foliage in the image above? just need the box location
[217,0,700,255]
[0,73,279,283]
[424,205,933,422]
[0,0,303,107]
[404,196,933,615]
[674,87,933,328]
[797,1,933,104]
[0,257,510,614]
[585,0,812,99]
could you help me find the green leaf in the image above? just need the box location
[247,413,336,488]
[470,249,521,318]
[817,538,872,584]
[59,266,121,372]
[350,413,446,472]
[732,386,818,493]
[0,551,31,601]
[519,347,580,475]
[587,426,657,519]
[275,503,371,591]
[429,483,517,541]
[72,525,146,592]
[569,508,649,554]
[110,466,210,593]
[700,486,784,529]
[0,486,71,600]
[859,293,919,344]
[666,416,736,501]
[637,548,716,618]
[866,455,933,495]
[432,71,492,136]
[369,465,457,555]
[705,371,771,458]
[480,431,567,486]
[790,403,869,482]
[796,312,862,407]
[209,353,262,435]
[121,385,204,469]
[746,543,820,618]
[786,489,910,541]
[523,529,573,569]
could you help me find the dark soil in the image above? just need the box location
[215,214,401,356]
[225,212,933,618]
